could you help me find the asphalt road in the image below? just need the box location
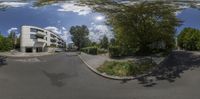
[0,52,200,99]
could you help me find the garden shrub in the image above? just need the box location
[97,48,107,54]
[81,46,98,55]
[97,59,157,77]
[0,37,13,52]
[108,46,122,58]
[97,61,134,76]
[178,28,200,51]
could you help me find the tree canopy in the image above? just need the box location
[104,2,181,55]
[70,25,90,50]
[100,35,109,49]
[178,27,200,51]
[0,33,14,52]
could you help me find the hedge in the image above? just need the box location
[108,46,122,58]
[81,46,98,55]
[97,48,107,54]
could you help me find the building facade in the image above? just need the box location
[20,26,66,53]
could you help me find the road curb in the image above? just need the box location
[78,54,148,80]
[0,53,61,58]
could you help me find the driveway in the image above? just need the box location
[0,52,200,99]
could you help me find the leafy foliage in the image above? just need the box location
[97,59,157,77]
[0,34,14,52]
[97,61,134,76]
[81,46,98,55]
[70,25,90,50]
[34,0,115,6]
[110,38,116,46]
[34,0,67,6]
[104,2,181,55]
[81,46,108,55]
[108,46,122,58]
[33,1,181,56]
[178,28,200,51]
[100,35,109,49]
[79,0,116,5]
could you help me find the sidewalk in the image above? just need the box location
[79,53,135,80]
[0,51,55,58]
[79,52,165,69]
[79,53,109,69]
[79,52,166,80]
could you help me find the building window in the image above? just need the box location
[30,34,36,39]
[30,28,38,32]
[37,29,44,32]
[30,28,44,33]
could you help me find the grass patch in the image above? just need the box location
[97,59,157,77]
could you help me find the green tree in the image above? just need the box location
[110,38,116,46]
[70,25,90,50]
[8,31,16,49]
[178,28,200,51]
[0,33,13,52]
[100,35,109,49]
[15,38,21,49]
[104,2,181,55]
[84,37,92,47]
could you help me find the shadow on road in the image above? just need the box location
[0,63,7,67]
[42,70,67,87]
[136,51,200,87]
[0,56,7,67]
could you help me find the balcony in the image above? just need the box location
[50,34,56,38]
[50,38,57,43]
[37,38,46,43]
[58,41,62,44]
[36,31,46,37]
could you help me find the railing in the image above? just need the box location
[50,38,57,42]
[36,31,46,37]
[37,38,46,43]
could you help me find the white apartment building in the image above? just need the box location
[20,26,66,53]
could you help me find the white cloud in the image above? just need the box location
[45,26,61,35]
[119,1,138,5]
[62,30,73,44]
[45,26,73,44]
[57,3,92,15]
[0,2,28,8]
[7,27,20,38]
[175,11,182,16]
[7,27,18,34]
[89,24,114,43]
[44,24,114,44]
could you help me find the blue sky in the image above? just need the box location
[177,8,200,34]
[0,1,113,43]
[0,1,199,43]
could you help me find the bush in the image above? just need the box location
[0,37,13,52]
[178,28,200,51]
[81,46,98,55]
[108,46,122,58]
[100,35,109,49]
[97,59,157,77]
[97,61,134,76]
[97,48,107,54]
